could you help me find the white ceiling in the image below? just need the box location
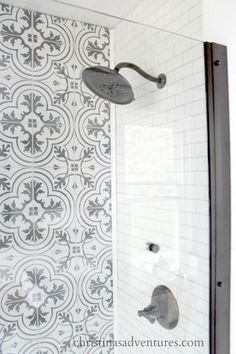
[55,0,144,19]
[2,0,144,27]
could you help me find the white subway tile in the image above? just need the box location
[114,1,208,350]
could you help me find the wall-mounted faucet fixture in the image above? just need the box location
[82,63,167,105]
[138,285,179,330]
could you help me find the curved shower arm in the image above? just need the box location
[114,62,166,87]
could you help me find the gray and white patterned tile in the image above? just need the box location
[76,172,112,244]
[74,99,111,167]
[0,81,34,165]
[0,169,74,252]
[0,171,36,252]
[0,319,18,354]
[0,1,113,352]
[0,79,76,166]
[0,4,33,80]
[31,82,74,165]
[18,340,61,354]
[77,248,113,312]
[0,256,77,335]
[74,21,110,68]
[31,11,74,81]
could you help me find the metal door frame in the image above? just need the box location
[204,42,231,354]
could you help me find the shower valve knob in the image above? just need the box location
[138,286,179,329]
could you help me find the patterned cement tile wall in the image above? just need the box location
[0,3,112,353]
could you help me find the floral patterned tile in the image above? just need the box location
[0,170,72,252]
[0,166,33,203]
[74,21,110,68]
[33,165,77,197]
[0,232,20,290]
[0,79,76,167]
[0,4,33,80]
[0,172,37,253]
[32,45,76,83]
[0,81,35,166]
[0,320,19,354]
[72,248,113,353]
[75,172,112,245]
[31,82,75,166]
[0,169,34,213]
[76,248,113,311]
[31,11,74,78]
[18,339,61,354]
[0,1,112,352]
[0,255,77,337]
[74,98,111,166]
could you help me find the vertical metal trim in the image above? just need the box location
[204,42,231,354]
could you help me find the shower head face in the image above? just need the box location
[82,66,134,105]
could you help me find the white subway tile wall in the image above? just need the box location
[126,0,203,40]
[113,2,209,353]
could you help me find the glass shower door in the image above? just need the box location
[114,20,209,354]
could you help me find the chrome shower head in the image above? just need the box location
[82,62,166,105]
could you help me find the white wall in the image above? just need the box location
[126,0,203,40]
[113,1,209,353]
[203,1,236,353]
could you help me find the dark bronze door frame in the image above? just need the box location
[204,42,231,354]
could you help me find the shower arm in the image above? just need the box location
[114,62,166,88]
